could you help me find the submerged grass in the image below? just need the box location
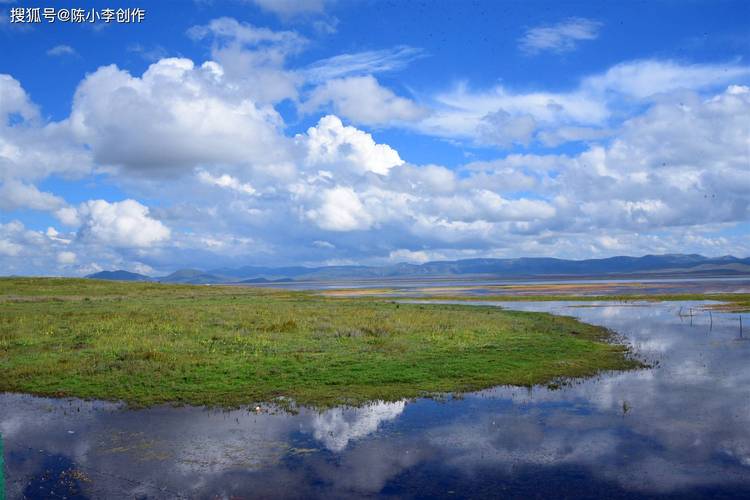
[0,278,641,408]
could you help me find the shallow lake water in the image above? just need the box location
[2,300,750,498]
[248,276,750,296]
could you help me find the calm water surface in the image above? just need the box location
[2,301,749,498]
[249,276,750,295]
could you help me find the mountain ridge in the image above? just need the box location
[85,254,750,284]
[85,270,151,281]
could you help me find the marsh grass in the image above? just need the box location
[0,278,641,408]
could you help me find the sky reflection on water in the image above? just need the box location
[2,301,749,498]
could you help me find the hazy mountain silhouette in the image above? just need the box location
[86,254,750,284]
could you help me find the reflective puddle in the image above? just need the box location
[2,301,749,498]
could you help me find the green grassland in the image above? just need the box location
[0,278,643,408]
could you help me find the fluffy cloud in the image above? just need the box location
[2,35,750,273]
[0,75,91,182]
[582,60,750,99]
[0,221,46,261]
[306,186,373,231]
[197,170,256,195]
[68,58,289,173]
[293,85,748,259]
[0,238,22,257]
[302,75,427,126]
[428,190,556,223]
[297,115,404,175]
[418,81,607,144]
[62,86,750,266]
[0,218,172,278]
[0,180,65,211]
[416,60,750,149]
[0,74,37,121]
[388,164,457,195]
[75,199,171,248]
[187,17,305,104]
[551,85,750,230]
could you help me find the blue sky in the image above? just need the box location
[1,0,749,276]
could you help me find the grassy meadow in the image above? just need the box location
[0,278,643,408]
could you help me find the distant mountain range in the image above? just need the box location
[85,254,750,284]
[85,270,150,281]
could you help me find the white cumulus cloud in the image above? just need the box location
[76,199,170,248]
[197,170,256,195]
[307,186,373,231]
[297,115,404,175]
[0,180,66,211]
[68,58,289,174]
